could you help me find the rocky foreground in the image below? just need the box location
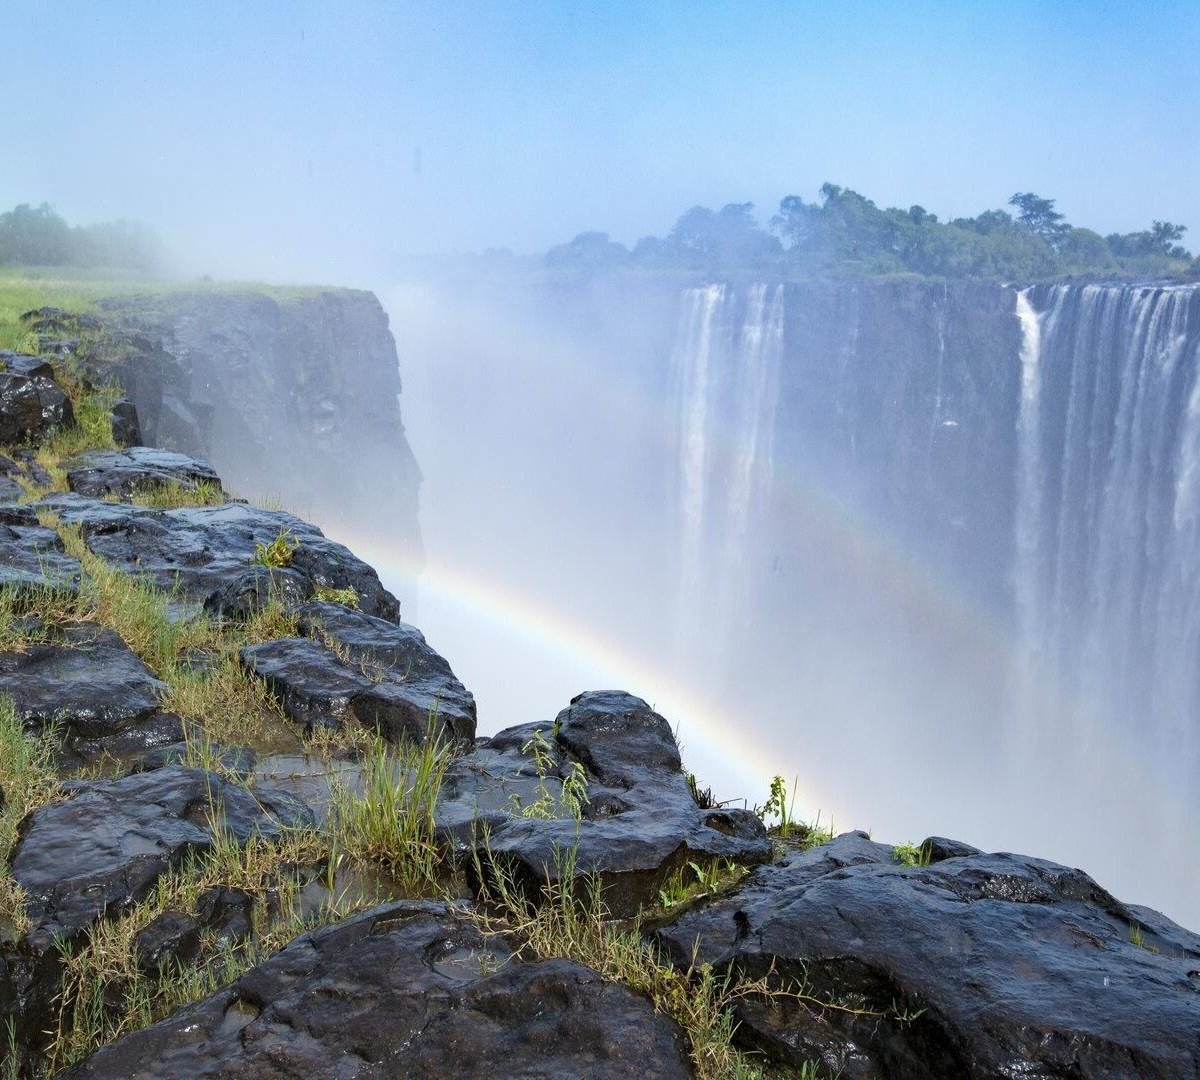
[0,319,1197,1078]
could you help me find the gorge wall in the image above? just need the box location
[95,289,422,567]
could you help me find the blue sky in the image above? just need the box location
[1,0,1197,281]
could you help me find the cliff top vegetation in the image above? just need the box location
[544,185,1198,284]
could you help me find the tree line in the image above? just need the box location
[546,186,1196,282]
[0,202,163,271]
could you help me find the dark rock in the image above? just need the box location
[57,712,187,772]
[240,601,476,744]
[656,831,1200,1079]
[0,506,80,592]
[194,887,253,945]
[36,496,399,621]
[65,447,221,500]
[437,691,771,917]
[59,901,693,1079]
[0,353,53,380]
[134,742,257,779]
[0,373,45,444]
[133,912,202,975]
[19,308,70,333]
[0,623,166,739]
[10,450,52,490]
[204,565,310,620]
[109,398,142,447]
[10,765,314,950]
[30,374,72,431]
[920,835,981,863]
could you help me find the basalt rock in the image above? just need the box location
[0,356,73,438]
[0,374,45,445]
[66,447,221,500]
[59,901,693,1079]
[109,398,142,447]
[36,495,399,621]
[0,622,167,739]
[0,505,81,592]
[1,766,313,1055]
[10,765,314,951]
[437,691,771,917]
[656,831,1200,1079]
[239,600,476,744]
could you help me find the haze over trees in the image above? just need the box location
[0,202,163,272]
[546,185,1196,282]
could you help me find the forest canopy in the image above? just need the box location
[546,186,1196,282]
[0,202,163,272]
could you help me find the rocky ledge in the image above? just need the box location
[0,333,1195,1079]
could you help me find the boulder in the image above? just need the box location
[240,600,476,744]
[0,623,167,738]
[59,901,693,1079]
[656,831,1200,1079]
[437,691,771,917]
[0,505,81,593]
[56,713,187,773]
[36,496,399,621]
[10,765,314,951]
[0,374,45,445]
[109,398,142,447]
[0,357,73,437]
[65,447,220,500]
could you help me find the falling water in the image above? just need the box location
[670,283,784,665]
[1014,283,1200,794]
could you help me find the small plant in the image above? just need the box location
[313,585,360,608]
[252,528,299,569]
[893,841,932,868]
[759,774,799,837]
[656,858,746,912]
[508,729,589,821]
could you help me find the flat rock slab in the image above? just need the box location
[60,900,693,1079]
[0,622,166,738]
[66,447,221,500]
[0,505,81,593]
[240,600,476,744]
[656,831,1200,1079]
[437,691,771,917]
[10,764,314,950]
[36,496,399,621]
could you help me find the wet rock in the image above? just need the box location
[60,901,693,1079]
[0,623,166,739]
[109,398,142,447]
[57,712,187,773]
[10,765,314,951]
[0,373,45,445]
[656,831,1200,1079]
[37,496,399,621]
[0,353,54,380]
[133,912,202,975]
[0,505,81,592]
[66,447,221,500]
[133,742,257,779]
[437,691,771,917]
[240,601,476,745]
[204,565,310,620]
[194,887,253,945]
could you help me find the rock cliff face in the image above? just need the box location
[96,289,421,561]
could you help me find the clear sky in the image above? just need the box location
[1,0,1197,281]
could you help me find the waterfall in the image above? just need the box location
[669,283,784,667]
[1014,283,1200,785]
[669,284,725,643]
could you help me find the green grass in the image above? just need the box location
[893,841,933,868]
[129,479,225,509]
[327,727,456,894]
[0,698,60,938]
[0,267,354,351]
